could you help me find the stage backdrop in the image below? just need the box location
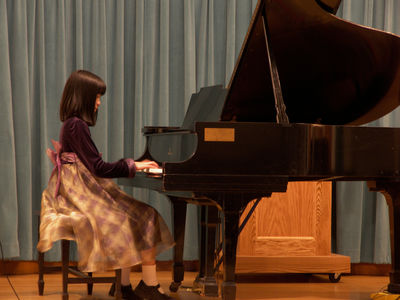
[0,0,399,264]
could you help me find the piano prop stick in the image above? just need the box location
[119,0,400,299]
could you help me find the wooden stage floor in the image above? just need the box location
[0,271,390,300]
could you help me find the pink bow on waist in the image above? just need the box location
[46,139,62,198]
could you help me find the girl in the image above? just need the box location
[37,70,175,300]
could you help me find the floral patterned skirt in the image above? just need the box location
[37,153,174,272]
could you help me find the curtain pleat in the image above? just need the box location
[1,0,399,264]
[158,0,170,124]
[122,0,136,166]
[0,0,20,258]
[197,1,208,88]
[133,0,144,156]
[225,1,236,84]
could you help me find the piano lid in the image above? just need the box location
[221,0,400,125]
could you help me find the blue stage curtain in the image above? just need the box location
[0,0,399,264]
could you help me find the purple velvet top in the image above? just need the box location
[60,117,135,178]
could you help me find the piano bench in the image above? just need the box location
[37,240,122,300]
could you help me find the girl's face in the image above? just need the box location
[94,94,101,112]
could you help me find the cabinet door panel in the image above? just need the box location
[237,181,331,256]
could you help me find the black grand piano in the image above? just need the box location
[119,0,400,299]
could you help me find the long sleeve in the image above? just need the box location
[60,117,136,178]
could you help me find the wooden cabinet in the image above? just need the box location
[236,181,350,275]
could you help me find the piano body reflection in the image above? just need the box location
[119,0,400,299]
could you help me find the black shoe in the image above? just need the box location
[122,284,142,300]
[109,283,141,300]
[134,280,173,300]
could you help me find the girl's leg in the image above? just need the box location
[120,247,156,287]
[141,247,156,265]
[121,267,131,286]
[120,248,157,288]
[136,247,173,298]
[116,247,172,299]
[141,247,160,287]
[113,268,138,300]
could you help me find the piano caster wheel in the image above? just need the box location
[329,273,342,283]
[169,281,181,292]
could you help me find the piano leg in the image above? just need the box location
[205,206,220,296]
[219,193,255,300]
[194,205,219,296]
[368,180,400,293]
[194,206,207,286]
[169,197,187,292]
[221,208,240,300]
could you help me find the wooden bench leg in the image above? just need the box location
[87,272,93,295]
[38,251,45,295]
[62,240,69,300]
[115,269,122,299]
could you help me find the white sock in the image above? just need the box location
[142,264,164,293]
[121,267,131,286]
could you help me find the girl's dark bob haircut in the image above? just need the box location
[59,70,106,126]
